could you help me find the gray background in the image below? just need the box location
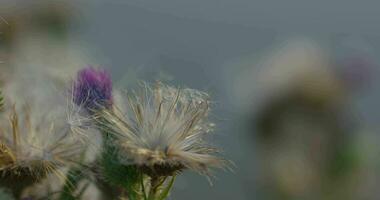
[66,1,380,199]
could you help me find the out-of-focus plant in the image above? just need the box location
[0,92,86,199]
[0,188,14,200]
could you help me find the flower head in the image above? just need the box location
[73,67,113,111]
[0,103,84,195]
[98,82,225,176]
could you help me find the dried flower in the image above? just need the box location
[73,67,113,111]
[98,82,225,176]
[0,104,84,197]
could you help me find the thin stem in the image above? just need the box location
[141,175,148,200]
[147,176,161,200]
[158,176,176,200]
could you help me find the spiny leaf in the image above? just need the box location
[100,138,141,200]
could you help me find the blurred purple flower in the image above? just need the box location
[73,67,113,111]
[339,56,374,90]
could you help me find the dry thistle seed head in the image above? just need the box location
[72,67,113,112]
[99,82,226,177]
[0,103,84,193]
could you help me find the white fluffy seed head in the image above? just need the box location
[99,82,225,175]
[0,101,85,182]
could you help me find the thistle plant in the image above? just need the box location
[0,102,84,199]
[58,67,114,200]
[68,66,226,200]
[70,67,131,199]
[96,82,226,199]
[0,66,227,200]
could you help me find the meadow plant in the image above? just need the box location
[0,66,226,200]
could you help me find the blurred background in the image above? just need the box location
[1,0,380,199]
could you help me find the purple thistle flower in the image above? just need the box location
[73,67,113,111]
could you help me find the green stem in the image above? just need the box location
[140,175,148,200]
[147,176,161,200]
[158,176,176,200]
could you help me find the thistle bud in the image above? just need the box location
[73,67,113,111]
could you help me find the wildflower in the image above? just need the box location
[72,67,113,111]
[98,82,225,177]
